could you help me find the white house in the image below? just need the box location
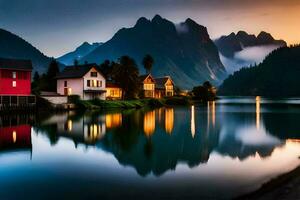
[56,64,106,100]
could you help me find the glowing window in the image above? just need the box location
[12,81,16,87]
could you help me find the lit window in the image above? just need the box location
[12,72,16,79]
[12,81,16,87]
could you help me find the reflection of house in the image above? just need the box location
[106,113,122,129]
[139,74,155,98]
[42,113,106,145]
[56,64,106,100]
[0,125,32,152]
[144,110,156,137]
[106,82,123,100]
[154,76,174,98]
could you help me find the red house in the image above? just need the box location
[0,58,32,95]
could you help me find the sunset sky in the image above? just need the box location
[0,0,299,57]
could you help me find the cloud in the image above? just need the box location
[175,23,189,34]
[220,45,281,74]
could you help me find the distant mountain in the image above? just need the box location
[57,42,102,65]
[218,45,300,96]
[215,31,287,74]
[81,15,227,89]
[215,31,287,58]
[0,28,55,72]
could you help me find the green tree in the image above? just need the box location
[112,56,140,99]
[142,54,154,74]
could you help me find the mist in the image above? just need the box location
[220,45,281,74]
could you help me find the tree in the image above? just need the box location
[192,81,216,101]
[142,54,154,74]
[47,59,60,91]
[112,56,140,99]
[33,71,40,82]
[74,59,79,66]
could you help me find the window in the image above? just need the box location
[144,84,154,90]
[92,80,97,87]
[12,81,16,87]
[91,72,97,77]
[64,81,67,87]
[97,81,102,87]
[87,80,91,87]
[12,72,16,79]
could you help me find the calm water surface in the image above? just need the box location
[1,97,300,199]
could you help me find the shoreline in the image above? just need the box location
[236,164,300,200]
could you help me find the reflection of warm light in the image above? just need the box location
[286,139,300,143]
[212,101,216,127]
[12,131,17,143]
[67,120,72,132]
[165,108,174,134]
[191,106,195,138]
[85,124,105,142]
[106,113,122,129]
[207,101,216,127]
[144,111,155,137]
[158,108,163,124]
[256,96,261,130]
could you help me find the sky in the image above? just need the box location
[0,0,299,57]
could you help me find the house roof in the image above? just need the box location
[55,63,103,79]
[154,76,173,89]
[106,81,121,88]
[0,58,32,71]
[139,74,155,83]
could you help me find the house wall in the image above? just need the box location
[106,87,122,100]
[83,68,106,100]
[57,78,83,98]
[142,76,155,98]
[0,69,31,95]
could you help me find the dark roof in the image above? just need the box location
[106,81,121,88]
[0,58,32,71]
[154,77,172,89]
[139,74,155,83]
[56,63,103,79]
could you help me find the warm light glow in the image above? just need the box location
[256,96,261,130]
[144,83,154,90]
[67,120,72,132]
[165,108,174,134]
[85,124,105,142]
[12,131,17,143]
[106,113,122,129]
[68,88,72,95]
[144,110,155,137]
[207,101,216,128]
[191,105,195,138]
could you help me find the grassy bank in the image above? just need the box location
[72,96,192,110]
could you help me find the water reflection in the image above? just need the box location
[1,98,300,199]
[0,115,33,156]
[143,110,155,137]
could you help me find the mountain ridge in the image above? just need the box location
[57,42,102,65]
[0,28,55,72]
[81,15,227,89]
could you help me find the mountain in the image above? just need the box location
[57,42,102,65]
[215,31,287,58]
[0,28,55,72]
[81,15,227,89]
[218,45,300,96]
[215,31,287,75]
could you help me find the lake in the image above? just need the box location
[1,97,300,199]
